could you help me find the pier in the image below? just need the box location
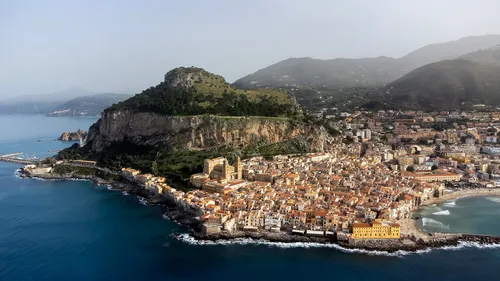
[0,153,37,165]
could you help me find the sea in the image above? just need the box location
[1,115,500,281]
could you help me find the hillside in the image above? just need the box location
[59,67,331,182]
[109,67,298,118]
[47,93,131,117]
[459,46,500,65]
[362,59,500,111]
[233,35,500,91]
[400,34,500,68]
[0,88,91,115]
[233,56,404,89]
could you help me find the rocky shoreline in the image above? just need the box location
[18,166,500,254]
[19,166,203,230]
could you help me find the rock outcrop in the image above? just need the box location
[86,110,331,153]
[58,129,87,141]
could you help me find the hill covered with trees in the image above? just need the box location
[108,67,300,118]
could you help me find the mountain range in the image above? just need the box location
[0,92,130,116]
[47,93,131,117]
[234,35,500,90]
[365,47,500,110]
[233,35,500,111]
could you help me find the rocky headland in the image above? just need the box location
[58,129,87,141]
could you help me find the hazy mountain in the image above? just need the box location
[233,56,405,89]
[363,59,500,111]
[0,90,130,116]
[400,34,500,68]
[47,93,132,117]
[459,45,500,65]
[234,35,500,90]
[0,87,90,104]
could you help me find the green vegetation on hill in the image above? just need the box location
[108,67,299,118]
[361,59,500,111]
[58,135,313,182]
[233,35,500,100]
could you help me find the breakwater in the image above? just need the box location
[0,156,37,165]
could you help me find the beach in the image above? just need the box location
[420,188,500,207]
[396,188,500,240]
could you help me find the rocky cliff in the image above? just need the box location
[86,110,330,154]
[58,129,88,141]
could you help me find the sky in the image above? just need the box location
[1,0,499,98]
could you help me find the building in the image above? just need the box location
[401,170,462,182]
[397,156,414,167]
[190,157,244,187]
[202,157,243,180]
[351,220,400,239]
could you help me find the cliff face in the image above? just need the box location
[86,110,329,153]
[58,129,88,141]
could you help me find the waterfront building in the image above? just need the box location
[352,220,400,239]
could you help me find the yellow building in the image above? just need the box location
[352,220,400,239]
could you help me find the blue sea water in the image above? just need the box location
[1,115,500,281]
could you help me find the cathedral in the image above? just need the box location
[203,156,242,180]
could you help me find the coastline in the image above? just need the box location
[18,166,500,254]
[419,188,500,207]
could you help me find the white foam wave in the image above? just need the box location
[162,213,169,220]
[174,234,432,257]
[432,210,450,216]
[122,191,129,196]
[13,169,22,179]
[443,200,456,207]
[485,197,500,203]
[175,234,500,256]
[422,218,449,229]
[107,185,114,191]
[137,196,148,205]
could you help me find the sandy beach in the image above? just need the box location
[396,188,500,239]
[420,188,500,207]
[396,218,430,239]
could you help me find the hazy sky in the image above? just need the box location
[1,0,499,98]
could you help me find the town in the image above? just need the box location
[116,109,500,240]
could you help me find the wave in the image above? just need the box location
[13,169,22,179]
[122,191,129,196]
[174,234,431,257]
[174,234,500,256]
[432,210,450,216]
[137,196,148,205]
[443,200,456,207]
[422,218,449,229]
[485,197,500,203]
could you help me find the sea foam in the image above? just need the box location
[432,210,451,216]
[174,234,500,257]
[422,217,449,229]
[137,196,148,205]
[443,200,456,207]
[485,197,500,203]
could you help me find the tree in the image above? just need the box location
[406,166,415,172]
[151,161,159,176]
[431,165,438,171]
